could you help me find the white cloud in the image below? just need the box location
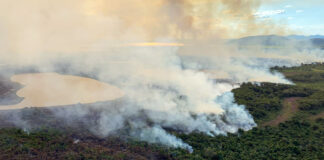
[285,5,293,8]
[254,10,285,18]
[296,10,304,13]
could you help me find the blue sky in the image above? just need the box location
[257,0,324,35]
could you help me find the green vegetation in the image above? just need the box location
[1,63,324,159]
[273,63,324,90]
[176,120,324,160]
[275,63,324,116]
[299,91,324,112]
[232,82,313,124]
[1,119,323,160]
[172,63,324,159]
[0,128,176,159]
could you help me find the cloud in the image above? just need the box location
[254,9,285,18]
[296,10,304,13]
[285,5,293,8]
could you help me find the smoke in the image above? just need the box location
[0,0,290,60]
[46,46,256,150]
[0,0,323,151]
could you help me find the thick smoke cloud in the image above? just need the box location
[0,0,323,151]
[0,0,290,60]
[46,46,257,151]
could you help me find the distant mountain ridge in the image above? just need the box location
[286,35,324,40]
[229,35,324,49]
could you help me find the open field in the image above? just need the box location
[262,97,300,127]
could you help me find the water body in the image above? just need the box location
[0,73,124,110]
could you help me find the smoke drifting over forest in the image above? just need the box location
[0,0,323,151]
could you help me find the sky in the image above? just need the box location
[257,0,324,35]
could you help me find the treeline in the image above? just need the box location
[299,91,324,112]
[232,82,313,123]
[175,119,324,160]
[0,128,176,160]
[1,118,323,160]
[272,62,324,72]
[286,72,324,83]
[273,63,324,114]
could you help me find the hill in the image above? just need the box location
[286,35,324,40]
[229,35,324,50]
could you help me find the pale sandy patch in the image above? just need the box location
[0,73,124,110]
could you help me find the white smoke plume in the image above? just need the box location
[42,46,257,151]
